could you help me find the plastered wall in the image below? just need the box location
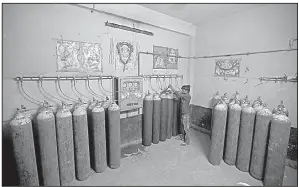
[192,4,297,127]
[3,4,192,122]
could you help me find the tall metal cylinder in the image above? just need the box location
[10,110,39,186]
[236,104,256,172]
[209,100,228,166]
[73,105,90,181]
[87,99,100,173]
[212,91,221,108]
[107,102,121,169]
[142,92,153,146]
[152,93,161,144]
[264,113,291,186]
[252,96,262,108]
[222,93,230,105]
[56,104,75,186]
[224,100,242,165]
[241,95,250,108]
[172,94,179,136]
[91,103,107,173]
[166,92,174,139]
[178,97,184,135]
[250,106,272,180]
[36,107,60,186]
[160,93,168,141]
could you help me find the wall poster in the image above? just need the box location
[153,46,179,70]
[109,37,139,72]
[214,58,241,77]
[56,40,103,72]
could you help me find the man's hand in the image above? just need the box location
[168,84,174,90]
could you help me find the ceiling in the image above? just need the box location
[139,4,264,25]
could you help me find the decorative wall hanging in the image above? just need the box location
[56,40,103,72]
[214,58,241,77]
[109,38,139,72]
[153,46,178,70]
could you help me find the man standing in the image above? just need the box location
[168,84,191,146]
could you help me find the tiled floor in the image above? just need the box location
[71,129,297,186]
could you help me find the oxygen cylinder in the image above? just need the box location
[236,104,256,172]
[160,92,168,141]
[264,112,291,186]
[56,103,75,186]
[212,91,221,108]
[91,102,107,173]
[209,100,228,166]
[229,91,240,107]
[73,105,91,181]
[178,97,184,135]
[107,102,121,169]
[87,98,99,172]
[166,92,174,139]
[224,100,242,165]
[222,93,230,105]
[10,109,39,186]
[172,94,179,136]
[249,105,272,180]
[152,93,161,144]
[36,105,60,186]
[142,91,153,146]
[254,101,264,112]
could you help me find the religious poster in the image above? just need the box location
[153,46,178,70]
[56,40,103,72]
[109,37,139,72]
[214,58,241,77]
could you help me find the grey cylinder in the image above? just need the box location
[91,104,107,173]
[152,93,161,144]
[209,102,228,166]
[10,112,39,186]
[250,107,272,180]
[107,102,121,169]
[160,93,168,141]
[166,93,174,139]
[172,94,179,136]
[263,114,291,186]
[178,98,184,135]
[236,105,256,172]
[36,108,60,186]
[142,92,153,146]
[73,106,91,181]
[224,102,242,165]
[56,106,75,186]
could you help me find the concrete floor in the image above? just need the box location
[70,129,297,186]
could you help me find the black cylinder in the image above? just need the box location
[178,97,184,135]
[56,105,75,186]
[10,111,39,186]
[73,106,91,181]
[166,93,174,139]
[160,93,168,141]
[91,104,107,173]
[107,102,121,169]
[142,92,153,146]
[224,101,242,165]
[36,107,60,186]
[152,93,161,144]
[263,114,291,186]
[236,105,256,172]
[172,94,179,136]
[209,101,228,166]
[250,107,272,180]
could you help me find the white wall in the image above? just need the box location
[193,4,297,127]
[3,4,195,121]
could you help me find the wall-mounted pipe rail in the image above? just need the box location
[140,74,183,79]
[15,75,115,81]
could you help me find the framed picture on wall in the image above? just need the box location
[153,46,178,70]
[214,58,241,77]
[56,40,103,72]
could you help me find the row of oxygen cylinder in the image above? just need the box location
[9,98,121,186]
[142,90,183,146]
[209,91,291,186]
